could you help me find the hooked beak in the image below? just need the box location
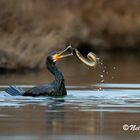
[52,45,74,62]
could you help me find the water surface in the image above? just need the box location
[0,84,140,140]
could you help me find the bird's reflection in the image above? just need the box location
[45,98,65,134]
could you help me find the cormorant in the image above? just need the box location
[5,46,74,97]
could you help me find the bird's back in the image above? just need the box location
[23,84,56,97]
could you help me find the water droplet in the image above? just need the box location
[98,87,104,91]
[101,80,104,83]
[103,70,105,72]
[99,87,102,91]
[113,67,116,69]
[100,75,103,78]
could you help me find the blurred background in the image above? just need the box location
[0,1,140,138]
[0,0,140,84]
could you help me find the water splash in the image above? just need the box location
[97,57,117,86]
[97,58,108,90]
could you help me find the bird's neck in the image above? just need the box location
[47,63,64,82]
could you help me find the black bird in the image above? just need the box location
[5,46,74,97]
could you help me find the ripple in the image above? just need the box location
[0,84,140,113]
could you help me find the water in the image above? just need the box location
[0,53,140,140]
[0,84,140,140]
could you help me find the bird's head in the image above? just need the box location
[50,45,74,62]
[51,52,63,62]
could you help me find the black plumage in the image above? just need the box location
[5,56,67,97]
